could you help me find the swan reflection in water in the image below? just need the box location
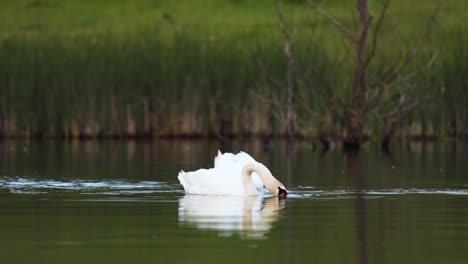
[178,195,285,239]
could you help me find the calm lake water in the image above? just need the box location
[1,140,467,264]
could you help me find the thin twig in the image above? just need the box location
[375,47,440,93]
[426,48,439,68]
[364,0,390,68]
[276,0,305,137]
[276,0,295,91]
[307,0,356,41]
[381,1,441,84]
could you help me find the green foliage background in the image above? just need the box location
[0,0,466,139]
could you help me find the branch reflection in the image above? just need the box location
[345,152,368,264]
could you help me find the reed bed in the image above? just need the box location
[0,0,466,140]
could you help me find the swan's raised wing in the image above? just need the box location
[214,150,236,168]
[233,151,256,165]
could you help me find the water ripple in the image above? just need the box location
[291,186,468,198]
[0,177,181,195]
[1,178,467,198]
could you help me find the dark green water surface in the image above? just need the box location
[1,140,467,264]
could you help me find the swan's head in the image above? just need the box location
[242,162,287,197]
[262,176,287,198]
[278,187,287,199]
[268,181,287,198]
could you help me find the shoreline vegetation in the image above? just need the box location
[0,0,467,144]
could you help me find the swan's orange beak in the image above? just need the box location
[278,187,287,199]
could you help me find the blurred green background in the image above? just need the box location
[0,0,466,139]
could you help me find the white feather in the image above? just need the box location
[178,151,268,195]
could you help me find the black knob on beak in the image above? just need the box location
[278,187,287,199]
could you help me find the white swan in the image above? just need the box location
[178,151,287,197]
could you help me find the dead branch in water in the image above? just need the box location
[306,0,441,150]
[275,0,303,138]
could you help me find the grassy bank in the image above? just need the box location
[0,0,467,140]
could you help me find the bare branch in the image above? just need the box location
[365,86,381,105]
[364,0,390,67]
[372,46,440,93]
[426,48,439,68]
[307,0,356,41]
[403,2,441,66]
[252,90,293,133]
[275,0,304,93]
[381,1,441,84]
[275,0,306,137]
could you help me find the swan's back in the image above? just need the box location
[178,168,246,195]
[214,151,255,168]
[233,151,256,166]
[178,150,264,195]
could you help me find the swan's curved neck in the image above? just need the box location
[242,162,286,196]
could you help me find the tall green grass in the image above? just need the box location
[0,28,290,137]
[0,0,466,139]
